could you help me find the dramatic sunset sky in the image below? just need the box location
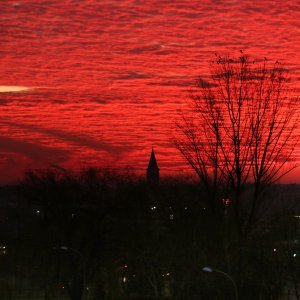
[0,0,299,184]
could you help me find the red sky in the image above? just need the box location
[0,0,299,184]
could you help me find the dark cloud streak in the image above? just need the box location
[0,120,132,155]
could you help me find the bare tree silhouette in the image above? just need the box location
[175,53,299,293]
[175,53,298,231]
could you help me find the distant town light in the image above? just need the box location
[0,245,7,255]
[293,253,297,257]
[222,198,231,206]
[273,248,277,252]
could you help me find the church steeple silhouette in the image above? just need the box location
[147,148,159,187]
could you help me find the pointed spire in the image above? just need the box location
[147,148,159,187]
[148,148,159,170]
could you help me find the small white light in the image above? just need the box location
[293,253,297,257]
[36,210,40,214]
[202,267,213,273]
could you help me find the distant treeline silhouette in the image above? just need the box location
[0,166,299,300]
